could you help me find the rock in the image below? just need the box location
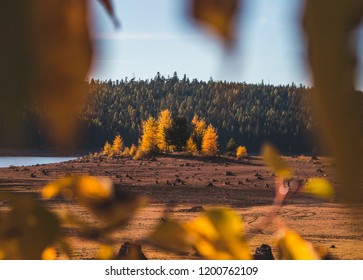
[225,171,234,176]
[187,206,205,212]
[30,173,36,178]
[253,244,274,260]
[117,242,148,260]
[264,184,270,189]
[316,168,324,173]
[330,245,336,249]
[205,182,217,188]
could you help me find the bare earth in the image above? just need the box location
[0,155,362,259]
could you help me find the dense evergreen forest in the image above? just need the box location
[5,72,358,154]
[83,73,314,154]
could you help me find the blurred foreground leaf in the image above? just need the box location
[262,144,293,179]
[0,0,92,147]
[149,208,251,260]
[303,0,363,204]
[276,229,320,260]
[190,0,239,46]
[303,178,335,199]
[0,194,60,260]
[42,176,147,231]
[96,244,114,260]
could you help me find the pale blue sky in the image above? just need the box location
[88,0,362,87]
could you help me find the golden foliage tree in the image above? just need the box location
[129,144,137,157]
[102,142,112,156]
[191,114,207,151]
[111,135,123,156]
[140,117,159,155]
[186,136,198,155]
[157,109,172,152]
[187,137,198,155]
[236,146,247,159]
[201,124,218,156]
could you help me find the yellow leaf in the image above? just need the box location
[149,208,251,260]
[276,229,320,260]
[149,220,193,252]
[262,144,292,179]
[41,247,57,260]
[96,244,114,260]
[303,178,335,199]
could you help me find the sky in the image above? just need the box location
[88,0,362,87]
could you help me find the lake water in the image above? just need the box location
[0,157,77,168]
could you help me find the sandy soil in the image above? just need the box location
[0,154,362,260]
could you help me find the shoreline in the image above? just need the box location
[0,148,91,157]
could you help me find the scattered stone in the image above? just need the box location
[253,244,275,260]
[246,178,251,183]
[224,181,230,185]
[117,242,148,260]
[30,173,36,178]
[330,245,336,249]
[225,171,234,176]
[175,178,182,183]
[316,168,324,173]
[254,172,261,177]
[238,181,245,185]
[205,182,217,188]
[264,184,270,189]
[150,157,157,162]
[257,176,264,180]
[187,206,205,212]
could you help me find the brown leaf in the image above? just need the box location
[302,0,363,204]
[190,0,240,46]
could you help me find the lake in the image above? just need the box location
[0,157,77,168]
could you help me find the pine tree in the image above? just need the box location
[140,117,159,155]
[103,141,112,156]
[226,138,238,155]
[112,135,123,155]
[201,124,218,156]
[186,136,198,155]
[157,109,172,152]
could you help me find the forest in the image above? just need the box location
[2,72,362,154]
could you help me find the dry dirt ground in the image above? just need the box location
[0,154,362,260]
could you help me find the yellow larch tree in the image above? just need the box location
[140,116,159,155]
[157,109,172,152]
[236,146,247,159]
[111,135,123,156]
[186,136,198,155]
[191,114,207,151]
[129,144,137,157]
[102,141,112,156]
[201,124,218,156]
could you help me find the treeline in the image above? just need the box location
[83,73,314,154]
[5,72,360,154]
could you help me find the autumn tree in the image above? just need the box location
[102,141,112,156]
[186,136,198,155]
[140,117,159,155]
[157,109,172,152]
[201,124,218,156]
[236,146,247,159]
[111,135,123,155]
[191,115,207,151]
